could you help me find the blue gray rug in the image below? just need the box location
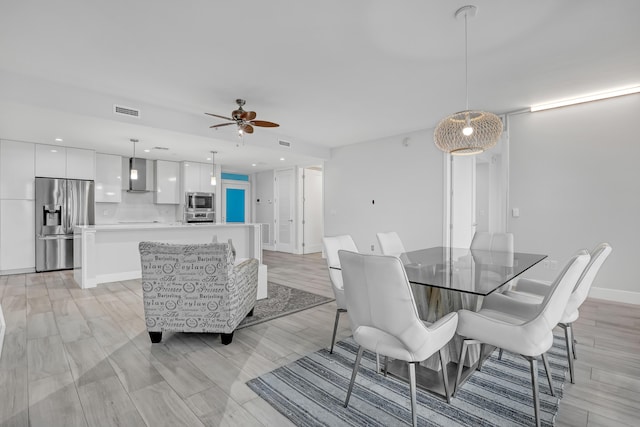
[237,282,334,329]
[247,335,568,426]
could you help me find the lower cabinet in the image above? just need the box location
[0,200,35,272]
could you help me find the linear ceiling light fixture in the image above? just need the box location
[434,5,503,156]
[530,85,640,112]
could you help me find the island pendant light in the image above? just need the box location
[130,139,139,180]
[210,151,217,186]
[434,5,503,155]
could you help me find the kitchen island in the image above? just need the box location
[73,223,267,299]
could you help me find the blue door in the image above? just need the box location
[226,188,245,223]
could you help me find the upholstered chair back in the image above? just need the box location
[528,250,590,340]
[470,231,514,252]
[322,235,357,309]
[376,232,406,257]
[566,243,612,316]
[339,250,442,358]
[139,241,258,335]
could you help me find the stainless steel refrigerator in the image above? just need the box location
[35,177,95,272]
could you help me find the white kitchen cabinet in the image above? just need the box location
[96,153,122,203]
[1,140,35,200]
[181,161,217,193]
[35,144,66,178]
[0,199,35,271]
[155,160,180,204]
[66,147,95,180]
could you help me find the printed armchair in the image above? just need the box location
[138,241,258,345]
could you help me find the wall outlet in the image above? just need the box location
[371,244,375,252]
[550,260,559,270]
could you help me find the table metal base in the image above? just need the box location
[385,345,496,398]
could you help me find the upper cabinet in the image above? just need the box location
[35,144,66,178]
[35,144,95,180]
[181,161,217,194]
[155,160,181,204]
[1,139,35,200]
[96,153,122,203]
[66,147,95,180]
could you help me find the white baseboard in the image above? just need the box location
[589,286,640,305]
[0,267,35,276]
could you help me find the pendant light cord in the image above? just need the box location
[464,11,469,111]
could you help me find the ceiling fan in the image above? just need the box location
[206,99,279,135]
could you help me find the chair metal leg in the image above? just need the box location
[408,362,418,427]
[376,353,380,373]
[541,353,555,397]
[477,343,485,372]
[384,356,388,377]
[439,349,451,403]
[344,346,364,408]
[498,348,504,360]
[524,355,541,427]
[454,339,469,397]
[330,309,344,354]
[561,323,576,383]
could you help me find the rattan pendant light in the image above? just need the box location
[434,5,503,155]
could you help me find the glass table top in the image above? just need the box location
[402,246,547,296]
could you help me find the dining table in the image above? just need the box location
[386,246,547,397]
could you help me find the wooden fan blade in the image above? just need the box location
[250,120,280,128]
[242,124,254,134]
[240,111,257,120]
[209,122,235,129]
[205,113,233,121]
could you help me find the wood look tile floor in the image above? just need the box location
[1,250,639,426]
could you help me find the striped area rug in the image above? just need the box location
[247,336,568,426]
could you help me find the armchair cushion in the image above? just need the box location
[139,241,258,336]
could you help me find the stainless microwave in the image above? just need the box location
[185,192,214,211]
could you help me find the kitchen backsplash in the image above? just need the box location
[96,191,179,224]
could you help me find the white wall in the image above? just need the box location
[324,129,443,253]
[254,170,275,249]
[508,94,640,303]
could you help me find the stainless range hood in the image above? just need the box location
[128,157,149,192]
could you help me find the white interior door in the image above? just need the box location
[302,168,323,254]
[450,156,476,247]
[275,168,295,253]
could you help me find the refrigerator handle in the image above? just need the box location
[66,181,74,233]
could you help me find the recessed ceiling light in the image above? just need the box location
[206,157,211,161]
[55,138,63,142]
[251,163,257,167]
[280,157,285,161]
[50,149,58,153]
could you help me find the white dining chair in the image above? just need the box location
[339,250,458,427]
[454,249,590,427]
[376,231,410,263]
[470,231,514,252]
[322,235,358,354]
[499,243,612,383]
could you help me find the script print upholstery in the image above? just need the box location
[139,241,258,338]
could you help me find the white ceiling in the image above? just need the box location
[1,0,639,173]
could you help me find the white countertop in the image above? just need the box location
[75,222,261,232]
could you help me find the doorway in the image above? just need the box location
[300,167,323,254]
[221,179,250,223]
[274,168,295,253]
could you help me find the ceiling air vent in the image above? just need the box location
[113,104,141,118]
[278,139,291,148]
[152,146,169,151]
